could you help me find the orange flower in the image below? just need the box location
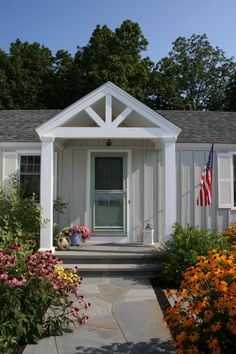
[184,316,195,327]
[188,331,199,343]
[210,321,221,333]
[207,336,219,349]
[203,310,214,322]
[175,331,186,344]
[166,289,175,296]
[226,319,236,335]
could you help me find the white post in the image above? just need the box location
[39,137,55,252]
[163,139,176,240]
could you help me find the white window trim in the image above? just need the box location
[17,150,41,200]
[232,154,236,210]
[87,149,131,242]
[218,151,236,210]
[16,150,57,200]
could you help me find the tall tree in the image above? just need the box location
[225,72,236,111]
[45,49,74,108]
[0,49,13,109]
[5,39,54,109]
[71,20,154,103]
[148,34,235,110]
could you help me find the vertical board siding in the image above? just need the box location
[131,149,144,242]
[193,151,206,228]
[58,145,156,241]
[70,149,85,226]
[177,147,230,232]
[180,150,193,226]
[59,149,72,229]
[157,150,165,241]
[144,150,158,241]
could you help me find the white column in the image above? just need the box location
[163,139,177,240]
[39,137,55,252]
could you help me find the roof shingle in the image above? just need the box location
[0,109,236,144]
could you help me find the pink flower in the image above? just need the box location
[0,270,8,280]
[71,307,80,317]
[7,275,26,287]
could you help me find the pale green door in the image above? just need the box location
[92,153,127,233]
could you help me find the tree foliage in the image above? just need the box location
[148,34,235,110]
[225,72,236,111]
[71,20,153,104]
[0,39,54,109]
[0,25,235,111]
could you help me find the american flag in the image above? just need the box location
[197,143,214,206]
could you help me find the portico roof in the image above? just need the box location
[36,82,181,141]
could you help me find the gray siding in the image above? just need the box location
[57,140,158,242]
[176,146,236,232]
[1,141,235,241]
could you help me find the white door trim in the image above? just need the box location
[86,149,131,243]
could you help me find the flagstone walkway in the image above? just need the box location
[23,276,175,354]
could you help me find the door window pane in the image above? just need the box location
[95,157,123,190]
[95,193,123,227]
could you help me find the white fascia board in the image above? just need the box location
[0,142,41,148]
[36,90,106,136]
[103,82,182,135]
[50,127,174,139]
[36,81,181,138]
[176,143,236,150]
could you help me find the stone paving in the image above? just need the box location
[23,276,175,354]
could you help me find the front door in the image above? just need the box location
[91,153,127,233]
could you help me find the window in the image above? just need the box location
[20,155,40,200]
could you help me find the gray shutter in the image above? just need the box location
[218,153,233,208]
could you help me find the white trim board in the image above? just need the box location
[86,149,131,242]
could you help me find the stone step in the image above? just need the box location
[55,250,157,259]
[60,262,160,271]
[55,243,160,277]
[59,261,160,278]
[55,254,157,265]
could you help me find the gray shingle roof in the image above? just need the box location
[0,110,60,142]
[0,109,236,144]
[158,110,236,143]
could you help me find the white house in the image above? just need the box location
[0,82,236,252]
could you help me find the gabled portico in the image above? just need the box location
[36,82,181,252]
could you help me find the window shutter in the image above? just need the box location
[218,153,233,208]
[3,151,17,190]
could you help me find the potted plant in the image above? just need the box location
[58,225,91,247]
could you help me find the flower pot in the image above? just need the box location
[71,233,82,246]
[57,236,70,250]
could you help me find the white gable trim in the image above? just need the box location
[36,82,181,140]
[51,127,168,139]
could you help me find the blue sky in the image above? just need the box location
[0,0,236,62]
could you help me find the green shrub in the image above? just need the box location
[156,223,230,286]
[0,177,42,249]
[0,242,90,354]
[0,178,68,250]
